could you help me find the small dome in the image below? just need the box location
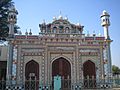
[101,10,110,16]
[9,4,16,11]
[53,16,57,21]
[98,32,102,36]
[9,4,18,14]
[103,10,109,15]
[76,23,81,26]
[64,16,68,20]
[58,15,63,20]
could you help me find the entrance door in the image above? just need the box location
[83,60,96,88]
[52,57,71,90]
[25,60,39,90]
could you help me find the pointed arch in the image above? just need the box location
[52,57,71,89]
[83,60,96,88]
[51,55,72,65]
[25,60,39,80]
[52,57,71,79]
[83,60,96,78]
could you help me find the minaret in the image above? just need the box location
[8,4,18,38]
[101,10,110,39]
[100,10,112,82]
[7,4,18,85]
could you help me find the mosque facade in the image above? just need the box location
[6,5,112,89]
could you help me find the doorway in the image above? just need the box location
[83,60,96,88]
[25,60,39,90]
[52,57,71,90]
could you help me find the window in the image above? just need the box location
[53,27,57,33]
[65,27,70,33]
[59,26,64,33]
[103,19,105,22]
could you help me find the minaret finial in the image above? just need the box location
[93,30,96,36]
[87,31,90,36]
[98,30,101,36]
[25,29,28,35]
[43,19,45,22]
[29,29,32,35]
[60,10,62,15]
[58,10,63,19]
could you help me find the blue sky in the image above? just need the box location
[13,0,120,67]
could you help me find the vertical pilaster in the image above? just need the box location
[76,45,80,84]
[106,41,112,80]
[6,41,14,84]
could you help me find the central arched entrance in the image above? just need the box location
[52,57,71,90]
[25,60,39,90]
[83,60,96,88]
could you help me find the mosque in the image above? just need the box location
[5,5,112,89]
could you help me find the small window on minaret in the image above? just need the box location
[11,15,13,19]
[14,15,16,19]
[106,19,108,22]
[103,19,105,22]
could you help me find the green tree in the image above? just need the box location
[112,65,120,75]
[0,0,19,41]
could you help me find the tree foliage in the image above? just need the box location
[0,0,19,41]
[112,65,120,75]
